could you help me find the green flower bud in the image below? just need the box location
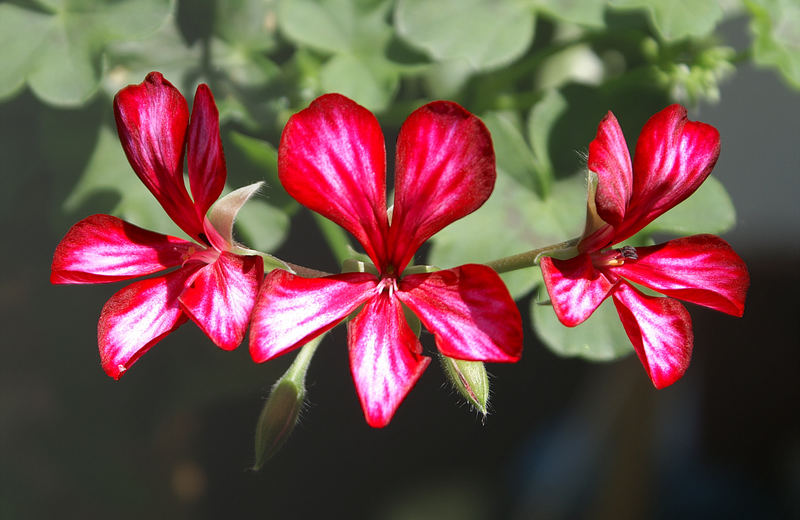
[253,335,322,469]
[440,355,490,417]
[253,376,305,470]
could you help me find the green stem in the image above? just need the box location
[484,238,580,274]
[285,333,324,383]
[312,212,352,266]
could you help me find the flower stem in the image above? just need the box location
[484,238,580,274]
[285,332,325,382]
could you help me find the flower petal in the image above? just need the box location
[113,72,202,240]
[348,293,431,427]
[587,111,632,229]
[249,270,377,363]
[179,252,264,350]
[98,268,194,379]
[616,104,720,242]
[612,282,693,389]
[396,265,522,362]
[540,254,615,326]
[278,94,389,268]
[51,214,194,284]
[611,235,749,317]
[389,101,495,273]
[187,83,226,220]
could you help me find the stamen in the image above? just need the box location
[592,245,639,267]
[375,277,398,297]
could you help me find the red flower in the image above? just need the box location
[249,94,523,427]
[51,73,263,379]
[540,105,749,388]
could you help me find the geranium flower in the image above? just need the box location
[249,94,523,427]
[51,72,263,379]
[540,105,749,388]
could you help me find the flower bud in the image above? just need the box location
[253,376,304,470]
[440,355,490,417]
[252,335,322,469]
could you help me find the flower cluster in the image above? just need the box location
[52,73,748,429]
[540,106,749,388]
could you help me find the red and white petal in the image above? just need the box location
[278,94,389,269]
[396,265,522,362]
[249,270,377,363]
[389,101,495,273]
[51,214,194,284]
[114,72,203,240]
[587,111,633,229]
[611,235,749,317]
[540,254,615,326]
[612,282,693,389]
[348,293,430,428]
[617,104,720,241]
[187,83,226,220]
[179,252,263,350]
[98,268,195,379]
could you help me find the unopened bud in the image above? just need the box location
[253,377,304,470]
[252,335,322,469]
[440,355,490,417]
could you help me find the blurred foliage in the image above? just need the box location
[1,0,795,377]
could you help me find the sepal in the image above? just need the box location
[440,355,489,416]
[208,182,265,248]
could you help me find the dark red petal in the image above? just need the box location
[179,252,263,350]
[611,235,749,317]
[540,254,615,326]
[615,104,720,242]
[249,269,377,363]
[348,293,430,428]
[587,111,632,229]
[98,268,194,379]
[187,84,226,220]
[612,282,693,389]
[113,72,203,240]
[51,214,194,284]
[388,101,495,273]
[396,265,522,362]
[278,94,389,269]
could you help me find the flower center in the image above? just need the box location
[375,276,399,298]
[592,245,638,267]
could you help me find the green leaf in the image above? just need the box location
[64,125,184,236]
[482,111,539,193]
[320,52,399,111]
[394,0,535,71]
[611,0,723,40]
[0,0,173,106]
[103,16,200,95]
[226,131,297,213]
[279,0,394,53]
[747,0,800,88]
[527,89,568,192]
[428,172,586,299]
[233,199,290,253]
[209,38,281,89]
[215,0,279,52]
[531,292,634,361]
[644,176,736,236]
[533,0,607,27]
[278,0,401,110]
